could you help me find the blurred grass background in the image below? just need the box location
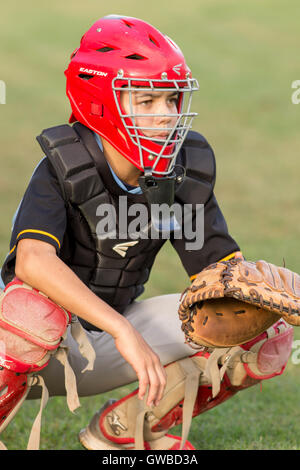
[0,0,300,450]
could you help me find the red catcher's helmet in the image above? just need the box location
[65,15,199,176]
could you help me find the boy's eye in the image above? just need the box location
[137,99,152,107]
[168,94,179,104]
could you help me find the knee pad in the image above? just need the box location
[0,278,71,448]
[222,319,293,389]
[241,319,293,379]
[0,278,71,374]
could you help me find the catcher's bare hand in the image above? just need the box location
[114,324,167,408]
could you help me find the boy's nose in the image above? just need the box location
[154,101,176,126]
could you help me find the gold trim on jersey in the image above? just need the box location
[9,229,61,255]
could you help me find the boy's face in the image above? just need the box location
[120,88,179,142]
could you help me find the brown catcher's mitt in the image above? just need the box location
[179,257,300,348]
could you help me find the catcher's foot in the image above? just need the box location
[78,400,195,451]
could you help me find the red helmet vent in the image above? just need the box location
[148,35,160,48]
[125,54,147,61]
[122,19,134,28]
[97,46,116,53]
[78,73,94,80]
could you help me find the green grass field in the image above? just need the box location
[0,0,300,450]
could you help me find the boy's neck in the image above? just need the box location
[101,137,142,187]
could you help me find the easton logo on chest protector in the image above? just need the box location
[112,241,139,258]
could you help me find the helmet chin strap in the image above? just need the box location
[138,166,185,233]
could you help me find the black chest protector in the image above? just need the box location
[36,123,215,330]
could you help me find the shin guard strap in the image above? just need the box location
[0,440,7,450]
[134,393,149,450]
[205,347,241,398]
[178,357,201,450]
[70,318,96,373]
[27,375,49,450]
[56,347,80,412]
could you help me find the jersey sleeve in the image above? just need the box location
[1,157,67,284]
[171,192,240,279]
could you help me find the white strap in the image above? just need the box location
[178,357,201,450]
[55,346,81,412]
[26,375,49,450]
[134,391,149,450]
[0,440,7,450]
[204,348,230,398]
[205,347,241,398]
[266,325,276,339]
[70,318,96,373]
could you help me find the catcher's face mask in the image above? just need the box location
[113,77,198,176]
[118,86,183,231]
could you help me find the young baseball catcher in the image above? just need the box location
[0,15,298,451]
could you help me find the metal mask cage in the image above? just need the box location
[112,75,199,175]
